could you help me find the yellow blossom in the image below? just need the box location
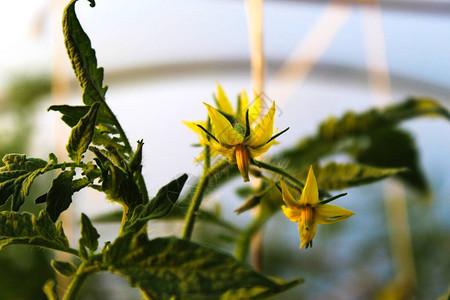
[199,98,288,182]
[183,84,261,162]
[185,84,288,181]
[280,166,355,249]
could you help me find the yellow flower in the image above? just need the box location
[280,166,355,249]
[184,84,261,162]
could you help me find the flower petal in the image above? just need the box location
[280,181,300,209]
[237,89,250,123]
[315,204,355,224]
[281,206,301,222]
[183,121,207,139]
[210,141,235,161]
[215,83,234,116]
[247,91,262,126]
[299,222,316,249]
[299,166,319,206]
[235,145,250,182]
[247,139,274,158]
[204,103,244,145]
[245,101,275,147]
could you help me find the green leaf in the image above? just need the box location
[279,98,450,169]
[123,174,188,232]
[66,102,100,163]
[46,171,75,222]
[42,279,59,300]
[355,128,429,195]
[79,213,100,252]
[51,260,77,277]
[63,0,106,105]
[308,162,407,190]
[105,234,302,298]
[0,210,70,253]
[0,180,14,205]
[92,205,240,234]
[1,154,47,172]
[48,104,115,128]
[91,147,142,208]
[71,177,92,193]
[0,155,50,209]
[221,278,303,300]
[128,140,144,174]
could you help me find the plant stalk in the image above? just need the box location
[181,159,228,240]
[62,262,88,300]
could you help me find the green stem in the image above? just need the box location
[62,262,88,300]
[252,160,331,198]
[118,205,129,236]
[235,212,271,262]
[252,160,304,189]
[181,159,228,240]
[136,173,150,202]
[102,103,133,154]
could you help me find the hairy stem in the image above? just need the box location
[252,160,304,189]
[62,262,88,300]
[235,212,270,262]
[181,159,228,240]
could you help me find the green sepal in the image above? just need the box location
[46,171,75,222]
[66,102,100,163]
[104,234,302,298]
[51,260,77,277]
[122,174,188,233]
[79,213,100,253]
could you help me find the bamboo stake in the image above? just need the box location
[244,0,265,271]
[360,2,416,297]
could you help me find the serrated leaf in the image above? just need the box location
[79,213,99,252]
[51,260,77,277]
[48,104,115,128]
[1,154,47,172]
[279,98,450,169]
[0,180,14,205]
[307,162,406,190]
[0,155,50,210]
[123,174,188,232]
[0,170,28,183]
[221,277,303,300]
[0,210,70,252]
[63,0,107,105]
[46,171,75,222]
[128,140,144,174]
[71,177,91,193]
[105,234,301,298]
[66,102,100,163]
[92,147,142,208]
[356,128,429,195]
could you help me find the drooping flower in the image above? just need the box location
[280,166,355,249]
[185,84,288,182]
[201,101,288,182]
[183,84,261,162]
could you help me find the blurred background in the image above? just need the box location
[0,0,449,299]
